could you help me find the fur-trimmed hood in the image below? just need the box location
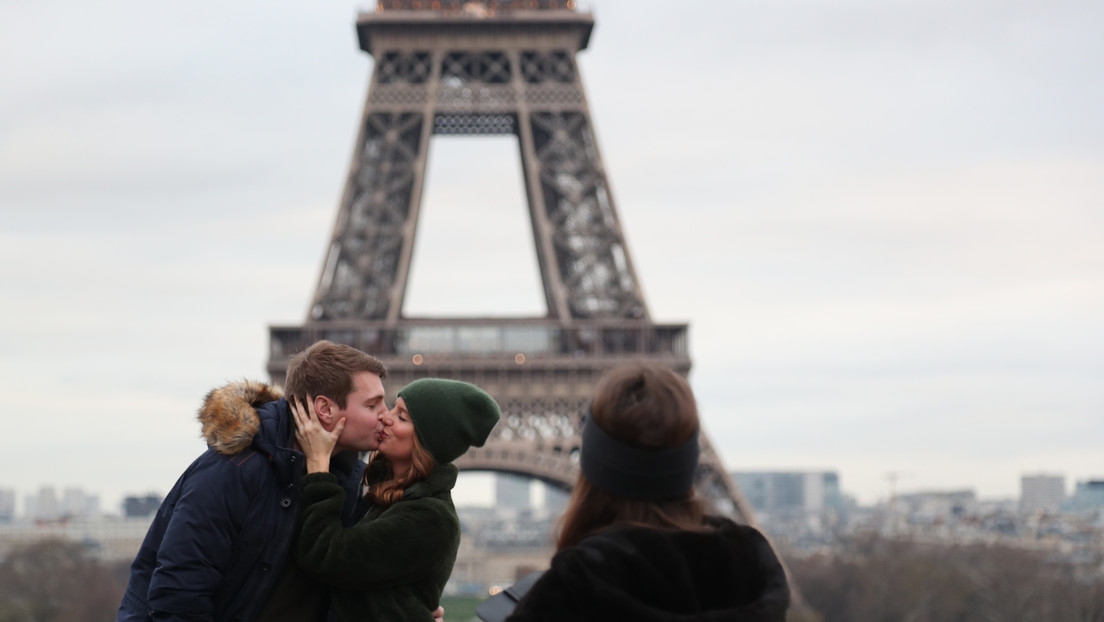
[198,380,283,455]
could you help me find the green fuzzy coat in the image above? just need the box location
[296,464,460,622]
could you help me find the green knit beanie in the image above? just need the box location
[397,378,501,464]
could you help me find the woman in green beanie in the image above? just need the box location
[290,378,500,622]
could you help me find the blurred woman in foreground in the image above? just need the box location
[507,363,791,621]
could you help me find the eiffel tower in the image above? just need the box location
[266,0,756,525]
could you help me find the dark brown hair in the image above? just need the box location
[556,362,705,550]
[363,432,436,506]
[284,340,387,408]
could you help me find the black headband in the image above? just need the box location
[579,413,700,501]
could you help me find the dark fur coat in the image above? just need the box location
[506,517,790,621]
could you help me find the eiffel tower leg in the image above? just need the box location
[384,65,438,324]
[307,50,440,324]
[521,107,650,320]
[516,104,572,322]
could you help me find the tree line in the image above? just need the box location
[1,535,1102,621]
[0,539,127,622]
[787,534,1104,622]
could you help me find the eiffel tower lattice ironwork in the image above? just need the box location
[267,0,756,525]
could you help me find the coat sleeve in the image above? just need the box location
[146,454,253,621]
[295,473,457,591]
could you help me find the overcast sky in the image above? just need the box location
[2,0,1101,514]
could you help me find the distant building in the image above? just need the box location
[1064,480,1104,513]
[1020,474,1065,514]
[728,472,847,534]
[731,471,844,519]
[0,515,156,562]
[0,489,14,522]
[28,486,60,521]
[542,484,569,516]
[896,490,977,522]
[452,505,555,596]
[495,474,532,512]
[123,494,162,518]
[61,487,99,518]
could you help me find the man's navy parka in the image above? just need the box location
[116,381,363,622]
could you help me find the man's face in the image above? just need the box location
[331,371,387,452]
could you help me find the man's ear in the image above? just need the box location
[314,395,336,430]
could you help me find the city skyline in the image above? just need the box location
[3,468,1099,519]
[2,0,1102,512]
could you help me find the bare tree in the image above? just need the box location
[0,539,125,622]
[786,535,1104,622]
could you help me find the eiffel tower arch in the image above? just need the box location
[267,0,756,525]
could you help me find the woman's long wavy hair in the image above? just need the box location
[363,431,436,506]
[556,363,706,551]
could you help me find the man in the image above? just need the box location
[117,340,390,621]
